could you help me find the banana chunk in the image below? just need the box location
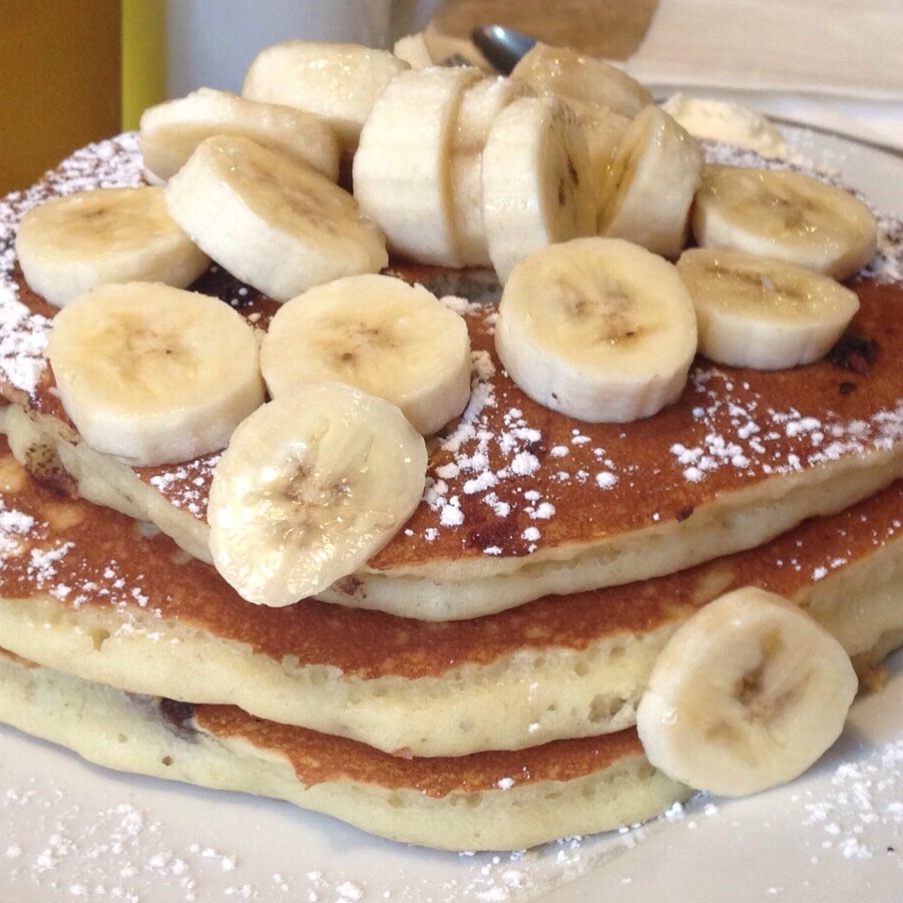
[692,164,878,281]
[510,42,652,119]
[494,237,698,423]
[261,274,472,436]
[677,248,860,369]
[597,105,703,259]
[139,87,340,184]
[45,282,265,467]
[207,383,428,607]
[636,586,858,798]
[242,40,409,158]
[450,75,536,267]
[164,135,387,303]
[14,186,209,308]
[353,65,484,267]
[578,105,632,214]
[481,95,595,283]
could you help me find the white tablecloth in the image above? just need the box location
[617,0,903,150]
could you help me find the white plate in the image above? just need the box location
[2,128,903,903]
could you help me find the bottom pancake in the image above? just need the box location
[0,649,689,852]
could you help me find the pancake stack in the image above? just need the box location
[0,48,902,852]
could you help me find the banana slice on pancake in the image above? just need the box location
[207,383,428,607]
[261,274,472,436]
[692,164,878,281]
[636,586,858,797]
[353,65,484,267]
[44,282,265,466]
[481,95,595,283]
[677,248,860,369]
[494,237,698,422]
[164,134,387,302]
[139,87,340,184]
[242,40,409,157]
[597,104,704,259]
[14,186,210,308]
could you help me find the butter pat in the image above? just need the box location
[661,93,788,159]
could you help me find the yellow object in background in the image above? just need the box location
[121,0,166,131]
[0,1,122,194]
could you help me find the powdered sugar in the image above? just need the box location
[0,502,35,553]
[802,738,903,859]
[147,454,221,518]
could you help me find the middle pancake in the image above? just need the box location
[0,437,901,758]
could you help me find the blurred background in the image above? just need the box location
[0,0,441,195]
[2,0,898,196]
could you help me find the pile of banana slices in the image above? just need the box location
[11,38,884,803]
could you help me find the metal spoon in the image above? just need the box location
[470,23,536,74]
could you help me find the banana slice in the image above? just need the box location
[450,76,535,267]
[44,282,265,467]
[677,248,860,369]
[597,104,703,259]
[164,134,387,303]
[14,187,209,308]
[392,32,434,69]
[481,95,594,283]
[510,42,652,119]
[692,164,879,281]
[579,104,632,211]
[494,237,698,422]
[207,382,428,607]
[261,274,472,436]
[139,87,340,184]
[636,586,858,797]
[507,41,644,221]
[353,65,483,267]
[242,40,409,158]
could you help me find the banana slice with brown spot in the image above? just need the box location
[207,382,428,606]
[139,87,340,184]
[260,273,472,436]
[164,135,387,302]
[677,248,860,369]
[494,236,698,422]
[481,95,595,283]
[597,104,703,259]
[44,282,265,466]
[692,164,878,281]
[637,586,858,797]
[353,65,484,267]
[14,186,209,308]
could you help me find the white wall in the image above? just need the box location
[165,0,442,97]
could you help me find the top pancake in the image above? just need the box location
[2,134,903,620]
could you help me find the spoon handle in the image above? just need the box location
[470,24,537,74]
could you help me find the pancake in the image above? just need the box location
[0,650,688,852]
[2,127,903,855]
[2,135,903,620]
[1,428,902,760]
